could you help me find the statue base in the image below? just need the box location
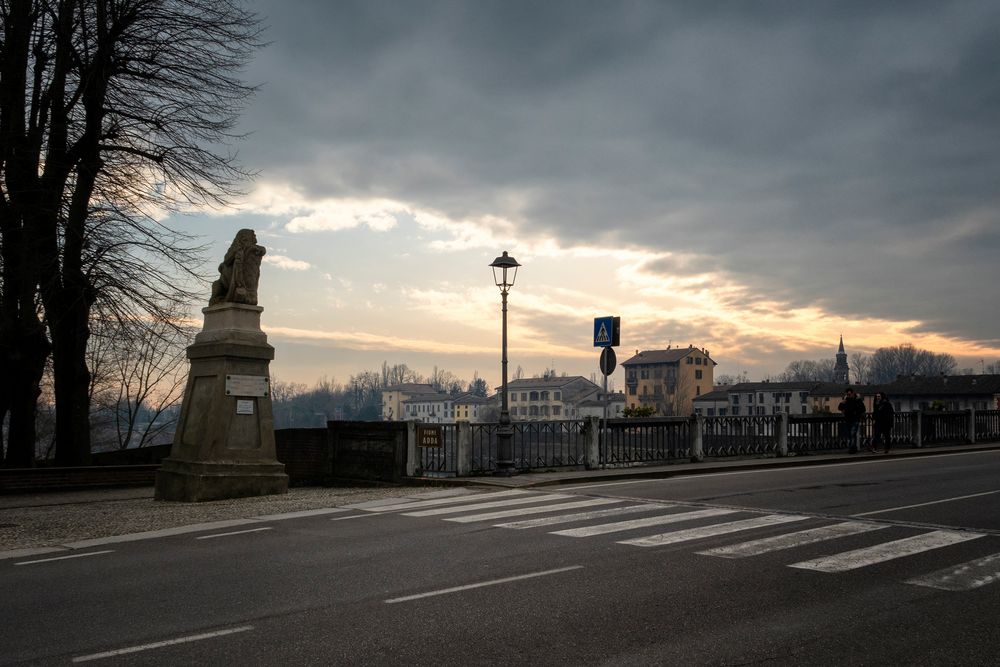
[154,302,287,502]
[155,459,288,502]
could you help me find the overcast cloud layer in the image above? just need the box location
[235,1,999,362]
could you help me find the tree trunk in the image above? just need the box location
[0,324,49,467]
[50,306,92,466]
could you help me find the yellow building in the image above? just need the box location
[621,346,716,415]
[381,383,441,421]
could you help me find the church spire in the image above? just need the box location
[834,335,849,384]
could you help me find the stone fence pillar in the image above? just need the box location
[777,412,789,457]
[456,421,474,476]
[690,415,704,462]
[584,416,601,469]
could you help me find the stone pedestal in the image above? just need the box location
[155,303,288,502]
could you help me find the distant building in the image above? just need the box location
[621,346,716,416]
[382,383,440,421]
[691,388,730,416]
[401,391,457,423]
[506,376,604,420]
[721,381,819,416]
[452,393,493,423]
[879,375,1000,412]
[576,392,627,419]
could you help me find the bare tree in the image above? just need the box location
[0,0,261,465]
[869,344,956,383]
[89,313,192,450]
[777,359,837,382]
[850,352,873,385]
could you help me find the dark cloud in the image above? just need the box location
[243,0,1000,344]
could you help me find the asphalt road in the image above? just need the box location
[4,449,1000,666]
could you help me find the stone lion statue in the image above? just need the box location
[209,229,266,306]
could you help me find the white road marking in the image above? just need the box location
[551,507,735,538]
[444,498,624,523]
[698,521,889,558]
[195,527,273,540]
[384,566,583,604]
[365,489,531,513]
[253,508,349,520]
[853,490,1000,517]
[402,493,571,517]
[621,514,809,547]
[15,550,114,566]
[906,553,1000,591]
[496,504,662,529]
[72,626,253,662]
[344,489,475,510]
[789,530,984,572]
[62,519,261,549]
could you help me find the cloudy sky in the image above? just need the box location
[171,1,1000,391]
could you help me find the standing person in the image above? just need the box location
[838,388,866,454]
[872,392,895,453]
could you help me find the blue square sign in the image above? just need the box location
[594,316,620,347]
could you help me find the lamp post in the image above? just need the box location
[490,250,520,476]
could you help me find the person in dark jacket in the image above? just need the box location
[872,391,895,453]
[838,388,866,454]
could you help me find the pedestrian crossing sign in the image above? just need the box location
[594,316,620,347]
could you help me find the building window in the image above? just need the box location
[707,408,715,416]
[640,368,649,379]
[554,391,561,400]
[686,357,693,364]
[695,370,703,379]
[696,386,701,395]
[759,393,764,403]
[521,392,527,401]
[540,391,549,401]
[748,394,753,403]
[801,406,807,414]
[719,408,728,416]
[732,407,740,416]
[654,368,662,379]
[695,357,702,365]
[530,391,539,401]
[511,394,517,402]
[553,406,561,416]
[628,386,636,396]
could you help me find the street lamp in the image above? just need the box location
[490,250,520,475]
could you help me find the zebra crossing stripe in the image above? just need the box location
[698,521,889,559]
[551,508,737,538]
[496,504,666,530]
[620,514,809,547]
[906,553,1000,591]
[403,493,572,517]
[366,489,532,513]
[788,530,985,573]
[445,498,625,523]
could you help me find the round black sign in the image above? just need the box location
[599,346,617,376]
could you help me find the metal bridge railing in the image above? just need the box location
[601,417,691,466]
[704,415,779,456]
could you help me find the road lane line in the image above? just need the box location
[71,626,253,662]
[195,527,273,540]
[621,514,809,547]
[551,508,736,538]
[789,530,985,572]
[366,489,532,513]
[444,497,624,523]
[252,508,350,521]
[402,493,571,517]
[384,566,583,604]
[15,550,114,566]
[906,552,1000,591]
[853,490,1000,517]
[698,521,889,558]
[496,504,663,529]
[62,519,261,549]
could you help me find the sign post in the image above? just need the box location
[594,316,621,469]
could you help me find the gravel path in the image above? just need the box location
[0,484,471,552]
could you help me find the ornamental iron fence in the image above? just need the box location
[407,408,999,476]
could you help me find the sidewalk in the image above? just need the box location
[423,441,1000,488]
[3,442,998,558]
